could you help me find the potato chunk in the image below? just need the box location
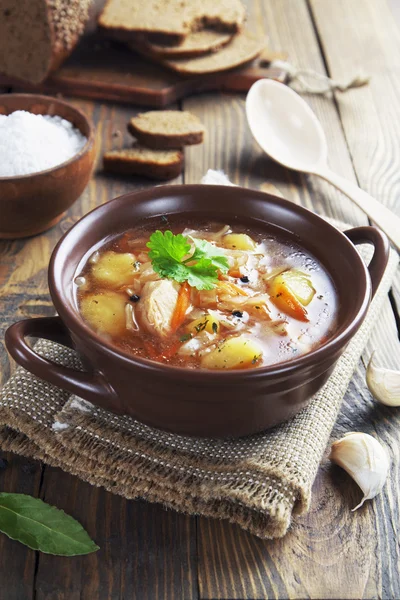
[80,291,127,335]
[222,233,257,251]
[269,269,314,321]
[186,314,220,335]
[91,251,138,288]
[201,335,263,370]
[279,270,315,305]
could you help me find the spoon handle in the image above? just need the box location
[317,167,400,252]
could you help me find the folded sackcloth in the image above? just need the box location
[0,171,398,539]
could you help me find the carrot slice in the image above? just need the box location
[271,282,309,322]
[170,282,191,332]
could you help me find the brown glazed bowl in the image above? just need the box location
[5,185,389,437]
[0,94,96,239]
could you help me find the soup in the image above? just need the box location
[75,219,338,370]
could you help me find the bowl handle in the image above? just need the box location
[344,226,390,298]
[5,316,117,406]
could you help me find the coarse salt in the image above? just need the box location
[0,110,87,177]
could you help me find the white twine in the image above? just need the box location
[271,60,370,94]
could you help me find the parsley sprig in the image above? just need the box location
[147,230,229,290]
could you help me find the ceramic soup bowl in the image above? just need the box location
[5,185,389,437]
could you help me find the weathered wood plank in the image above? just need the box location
[0,453,41,600]
[0,88,42,600]
[305,6,400,596]
[332,362,400,600]
[309,0,400,358]
[184,0,400,598]
[34,468,197,600]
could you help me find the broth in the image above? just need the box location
[75,218,338,370]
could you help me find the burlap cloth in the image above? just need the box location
[0,218,398,539]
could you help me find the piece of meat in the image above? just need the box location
[137,279,179,338]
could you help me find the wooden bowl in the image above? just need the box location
[0,94,96,239]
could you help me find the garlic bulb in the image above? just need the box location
[366,352,400,407]
[329,432,389,511]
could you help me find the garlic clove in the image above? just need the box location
[329,432,390,511]
[366,352,400,407]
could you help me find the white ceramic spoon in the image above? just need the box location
[246,79,400,251]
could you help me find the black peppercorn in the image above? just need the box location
[240,276,249,283]
[130,294,140,302]
[232,310,243,318]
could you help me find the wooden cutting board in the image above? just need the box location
[1,36,288,107]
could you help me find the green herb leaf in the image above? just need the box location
[191,238,229,271]
[147,230,191,266]
[0,493,99,556]
[179,333,192,342]
[147,230,229,290]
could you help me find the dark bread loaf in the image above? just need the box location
[0,0,94,84]
[103,145,184,180]
[127,111,205,149]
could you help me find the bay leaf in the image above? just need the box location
[0,493,99,555]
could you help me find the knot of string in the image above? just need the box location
[271,60,370,94]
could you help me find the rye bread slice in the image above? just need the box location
[103,145,183,180]
[131,30,264,76]
[98,0,246,45]
[127,111,205,149]
[0,0,92,84]
[138,30,233,59]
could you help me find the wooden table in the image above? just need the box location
[1,1,400,598]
